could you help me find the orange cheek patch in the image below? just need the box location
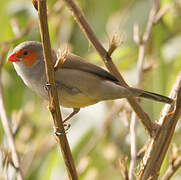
[23,50,39,67]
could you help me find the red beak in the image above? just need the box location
[8,53,20,62]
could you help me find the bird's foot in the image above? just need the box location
[53,126,64,136]
[53,123,71,136]
[64,123,71,131]
[45,83,51,91]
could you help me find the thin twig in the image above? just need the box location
[37,0,78,179]
[161,155,181,180]
[137,0,159,86]
[129,1,160,178]
[107,33,121,56]
[118,156,129,180]
[63,0,157,137]
[0,50,24,180]
[142,0,159,44]
[138,71,181,179]
[154,5,169,23]
[129,112,137,180]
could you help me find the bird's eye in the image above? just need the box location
[23,51,29,55]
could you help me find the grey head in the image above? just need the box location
[9,41,45,75]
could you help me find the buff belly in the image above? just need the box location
[58,87,99,108]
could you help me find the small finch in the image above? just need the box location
[8,41,173,122]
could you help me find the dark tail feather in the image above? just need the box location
[128,87,173,104]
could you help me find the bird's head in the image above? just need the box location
[8,41,44,69]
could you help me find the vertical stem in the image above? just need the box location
[37,0,78,179]
[129,113,137,180]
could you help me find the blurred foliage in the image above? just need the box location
[0,0,181,179]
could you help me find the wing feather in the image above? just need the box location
[61,53,118,82]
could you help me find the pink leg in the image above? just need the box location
[63,108,80,123]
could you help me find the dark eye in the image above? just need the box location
[23,51,28,55]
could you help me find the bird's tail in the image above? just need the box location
[128,87,173,104]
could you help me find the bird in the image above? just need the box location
[8,41,173,123]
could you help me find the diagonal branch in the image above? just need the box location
[63,0,158,137]
[138,72,181,179]
[37,0,78,179]
[161,155,181,180]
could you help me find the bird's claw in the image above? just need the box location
[45,83,51,91]
[53,126,65,136]
[64,123,71,131]
[53,124,71,136]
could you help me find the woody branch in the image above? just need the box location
[36,0,78,179]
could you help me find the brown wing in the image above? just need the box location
[61,53,119,82]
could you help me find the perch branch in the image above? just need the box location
[118,156,129,180]
[138,71,181,179]
[63,0,158,137]
[37,0,78,179]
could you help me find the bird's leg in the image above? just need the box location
[53,123,72,136]
[63,108,80,123]
[52,109,79,136]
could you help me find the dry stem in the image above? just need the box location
[118,156,129,180]
[129,112,137,180]
[138,72,181,179]
[37,0,78,179]
[162,155,181,180]
[63,0,157,137]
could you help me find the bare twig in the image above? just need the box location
[137,0,160,86]
[154,5,169,23]
[118,156,129,180]
[36,0,78,179]
[0,50,24,180]
[107,33,120,56]
[129,1,160,179]
[54,48,68,71]
[63,0,157,137]
[138,72,181,179]
[129,112,137,180]
[133,24,140,45]
[162,155,181,180]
